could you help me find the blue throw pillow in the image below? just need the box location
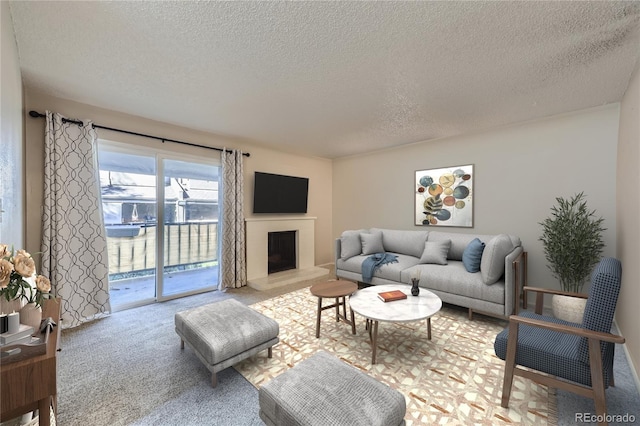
[462,238,485,273]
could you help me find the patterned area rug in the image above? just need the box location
[234,287,557,425]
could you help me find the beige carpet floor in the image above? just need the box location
[234,287,557,425]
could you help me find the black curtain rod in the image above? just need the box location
[28,110,250,157]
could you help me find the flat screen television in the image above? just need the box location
[253,172,309,214]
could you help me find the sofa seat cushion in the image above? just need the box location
[337,253,420,282]
[401,262,505,305]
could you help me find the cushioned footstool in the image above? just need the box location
[259,351,406,426]
[175,298,279,387]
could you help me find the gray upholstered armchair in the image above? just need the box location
[494,257,624,426]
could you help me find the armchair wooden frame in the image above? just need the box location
[517,284,587,315]
[503,286,625,426]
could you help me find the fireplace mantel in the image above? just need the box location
[245,217,316,283]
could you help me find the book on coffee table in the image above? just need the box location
[377,290,407,302]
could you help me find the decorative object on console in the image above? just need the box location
[0,313,6,333]
[6,311,20,334]
[0,245,52,331]
[20,303,42,330]
[0,323,34,345]
[415,164,473,227]
[0,245,52,307]
[539,192,605,322]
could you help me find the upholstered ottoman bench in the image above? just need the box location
[259,351,406,426]
[175,298,279,387]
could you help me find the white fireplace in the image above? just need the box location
[245,217,317,286]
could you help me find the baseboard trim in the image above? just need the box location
[614,319,640,396]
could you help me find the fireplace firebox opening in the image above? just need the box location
[268,230,297,274]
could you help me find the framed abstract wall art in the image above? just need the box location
[415,164,473,227]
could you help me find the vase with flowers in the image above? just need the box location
[0,244,52,330]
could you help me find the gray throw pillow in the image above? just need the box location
[340,232,362,260]
[480,234,515,285]
[361,231,384,255]
[419,240,451,265]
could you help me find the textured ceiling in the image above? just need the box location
[9,1,640,159]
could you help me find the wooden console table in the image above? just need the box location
[1,298,61,426]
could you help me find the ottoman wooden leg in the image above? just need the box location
[212,372,218,388]
[180,339,184,349]
[268,347,273,358]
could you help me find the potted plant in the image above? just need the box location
[539,192,605,322]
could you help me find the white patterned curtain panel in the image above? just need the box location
[41,111,111,328]
[219,149,247,290]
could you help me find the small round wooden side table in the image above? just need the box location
[309,280,358,338]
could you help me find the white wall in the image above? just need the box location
[0,2,24,246]
[23,92,333,268]
[333,105,620,294]
[616,61,640,382]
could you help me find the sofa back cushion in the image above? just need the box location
[480,234,516,285]
[370,228,428,258]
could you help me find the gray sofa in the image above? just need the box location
[335,228,526,319]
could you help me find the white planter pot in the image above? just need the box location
[552,294,587,323]
[20,302,43,330]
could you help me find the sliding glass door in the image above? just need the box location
[160,158,219,298]
[98,143,220,310]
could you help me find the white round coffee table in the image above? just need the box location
[349,284,442,364]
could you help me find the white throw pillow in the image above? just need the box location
[419,240,451,265]
[361,231,384,255]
